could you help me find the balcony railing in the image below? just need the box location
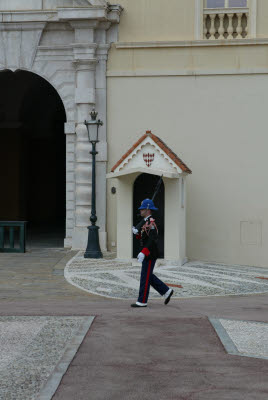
[203,8,249,39]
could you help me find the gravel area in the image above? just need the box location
[219,318,268,359]
[0,316,94,400]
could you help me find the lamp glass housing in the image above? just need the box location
[90,123,99,142]
[84,110,103,143]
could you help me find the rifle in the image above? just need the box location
[134,174,163,230]
[152,174,163,202]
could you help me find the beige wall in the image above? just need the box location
[117,0,195,42]
[106,0,268,267]
[106,73,268,267]
[107,0,268,82]
[257,0,268,37]
[114,0,268,43]
[107,44,268,78]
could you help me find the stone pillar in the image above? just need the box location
[72,59,98,250]
[70,18,119,251]
[64,122,76,248]
[71,21,99,250]
[94,37,111,252]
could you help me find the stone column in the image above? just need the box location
[71,21,100,250]
[72,59,98,250]
[70,18,119,251]
[94,32,111,252]
[64,122,76,248]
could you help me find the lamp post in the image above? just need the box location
[84,109,103,258]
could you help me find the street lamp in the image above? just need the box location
[84,109,103,258]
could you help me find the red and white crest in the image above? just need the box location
[143,153,154,167]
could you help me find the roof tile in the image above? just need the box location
[111,131,192,174]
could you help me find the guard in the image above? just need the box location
[131,198,174,308]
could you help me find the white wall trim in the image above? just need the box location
[249,0,257,38]
[195,0,203,40]
[115,37,268,49]
[107,68,268,77]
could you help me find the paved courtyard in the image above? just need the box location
[65,250,268,299]
[1,248,268,399]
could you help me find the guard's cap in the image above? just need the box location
[138,198,158,210]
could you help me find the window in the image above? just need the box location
[206,0,247,7]
[195,0,256,40]
[203,0,250,39]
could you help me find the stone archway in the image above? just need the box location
[0,3,123,251]
[0,69,67,248]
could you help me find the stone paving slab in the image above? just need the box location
[0,248,100,301]
[65,251,268,299]
[0,316,94,400]
[210,317,268,360]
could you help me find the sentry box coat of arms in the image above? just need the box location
[143,153,155,167]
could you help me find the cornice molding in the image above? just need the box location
[72,59,98,68]
[0,5,122,24]
[107,67,268,77]
[0,22,46,31]
[115,38,268,49]
[0,10,57,22]
[107,4,123,23]
[57,6,108,21]
[203,7,249,14]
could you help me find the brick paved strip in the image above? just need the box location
[256,277,268,280]
[52,312,268,400]
[164,283,183,288]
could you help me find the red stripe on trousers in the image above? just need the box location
[142,259,152,303]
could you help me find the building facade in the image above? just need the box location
[106,0,268,267]
[0,0,122,251]
[1,0,268,267]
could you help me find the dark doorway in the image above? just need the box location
[0,69,66,248]
[133,173,164,258]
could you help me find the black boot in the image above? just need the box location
[164,289,174,305]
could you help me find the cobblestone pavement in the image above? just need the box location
[1,248,268,399]
[65,250,268,300]
[0,248,101,301]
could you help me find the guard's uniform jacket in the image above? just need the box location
[136,215,159,260]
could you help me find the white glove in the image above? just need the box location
[137,252,145,263]
[132,226,139,235]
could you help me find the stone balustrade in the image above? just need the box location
[203,8,249,39]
